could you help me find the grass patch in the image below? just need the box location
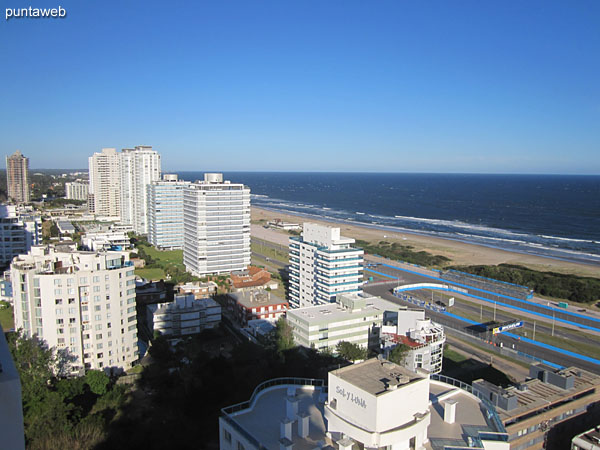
[251,241,289,263]
[0,301,14,330]
[140,246,184,269]
[443,348,468,364]
[135,268,167,280]
[357,239,450,268]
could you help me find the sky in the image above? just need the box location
[0,0,599,173]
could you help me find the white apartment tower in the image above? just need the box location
[120,146,161,234]
[88,148,121,219]
[289,223,363,308]
[11,245,139,372]
[183,173,251,276]
[147,174,190,249]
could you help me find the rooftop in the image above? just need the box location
[331,358,424,396]
[475,365,600,422]
[287,293,398,325]
[230,290,287,309]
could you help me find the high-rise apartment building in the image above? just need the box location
[183,173,250,276]
[65,181,89,201]
[120,146,161,234]
[6,150,30,203]
[88,148,121,219]
[147,174,190,249]
[11,245,139,372]
[288,223,363,308]
[0,205,41,268]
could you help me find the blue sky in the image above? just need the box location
[0,0,598,173]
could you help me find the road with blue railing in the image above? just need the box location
[363,278,600,375]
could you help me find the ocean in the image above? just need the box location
[176,172,600,266]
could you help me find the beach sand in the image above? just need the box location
[252,206,600,279]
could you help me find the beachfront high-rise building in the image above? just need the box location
[147,174,190,249]
[288,222,363,308]
[11,245,139,372]
[119,146,161,234]
[65,181,89,201]
[183,173,251,276]
[6,150,30,203]
[88,148,121,219]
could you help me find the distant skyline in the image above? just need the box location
[1,0,599,174]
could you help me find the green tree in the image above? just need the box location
[85,370,110,396]
[273,317,295,352]
[388,344,410,366]
[335,341,367,362]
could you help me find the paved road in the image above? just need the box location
[365,260,600,334]
[364,281,600,375]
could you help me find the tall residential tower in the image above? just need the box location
[6,150,30,203]
[119,146,161,234]
[147,174,190,249]
[183,173,250,276]
[288,223,363,308]
[88,148,121,219]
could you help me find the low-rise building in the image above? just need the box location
[473,363,600,450]
[82,229,131,251]
[177,281,218,298]
[227,290,288,326]
[381,309,445,374]
[268,219,301,230]
[219,358,509,450]
[149,293,221,337]
[229,266,278,292]
[65,181,89,201]
[286,292,398,351]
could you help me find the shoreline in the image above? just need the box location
[251,206,600,279]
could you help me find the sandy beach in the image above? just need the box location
[252,206,600,279]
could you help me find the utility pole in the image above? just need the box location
[493,301,497,321]
[552,311,555,337]
[533,321,536,341]
[480,304,483,321]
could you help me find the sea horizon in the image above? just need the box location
[176,171,600,267]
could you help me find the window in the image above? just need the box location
[68,298,75,304]
[54,279,61,286]
[237,442,245,450]
[93,286,100,293]
[95,305,101,312]
[223,429,231,443]
[54,288,62,295]
[97,353,103,359]
[69,318,76,324]
[56,309,62,316]
[55,299,63,305]
[93,276,100,283]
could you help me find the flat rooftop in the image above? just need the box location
[230,291,287,309]
[230,386,330,450]
[491,366,600,421]
[330,358,424,396]
[224,374,504,450]
[287,293,399,325]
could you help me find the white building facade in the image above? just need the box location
[219,358,510,450]
[183,173,251,276]
[0,205,41,267]
[147,174,190,249]
[11,246,139,372]
[286,292,397,351]
[119,146,161,235]
[289,223,363,308]
[65,181,89,201]
[149,293,221,337]
[381,310,446,374]
[88,148,121,219]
